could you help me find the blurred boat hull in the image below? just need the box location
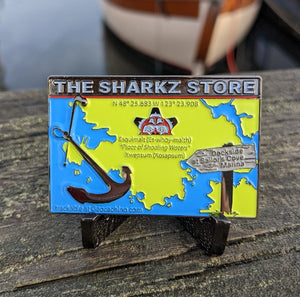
[100,0,261,73]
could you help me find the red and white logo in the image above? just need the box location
[134,108,177,135]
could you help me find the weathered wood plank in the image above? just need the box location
[0,226,196,292]
[0,89,48,124]
[1,226,298,296]
[0,215,187,270]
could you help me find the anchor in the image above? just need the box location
[52,95,132,204]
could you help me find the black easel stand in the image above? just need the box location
[81,214,230,255]
[81,214,128,248]
[178,214,230,255]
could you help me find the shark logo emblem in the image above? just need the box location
[134,107,178,135]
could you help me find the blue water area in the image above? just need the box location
[200,99,259,188]
[49,98,149,214]
[201,99,259,159]
[49,97,217,216]
[163,99,260,215]
[151,99,259,215]
[49,97,259,215]
[71,105,116,149]
[148,165,220,217]
[233,166,258,189]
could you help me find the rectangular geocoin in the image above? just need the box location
[49,76,261,217]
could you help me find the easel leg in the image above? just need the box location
[179,214,230,255]
[81,214,129,248]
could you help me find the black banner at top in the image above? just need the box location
[49,76,261,98]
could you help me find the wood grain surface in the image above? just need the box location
[0,69,299,296]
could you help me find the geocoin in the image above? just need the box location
[49,76,261,217]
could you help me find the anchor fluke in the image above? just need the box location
[67,166,132,204]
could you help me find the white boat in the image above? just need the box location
[100,0,261,74]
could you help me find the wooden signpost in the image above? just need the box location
[187,143,257,214]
